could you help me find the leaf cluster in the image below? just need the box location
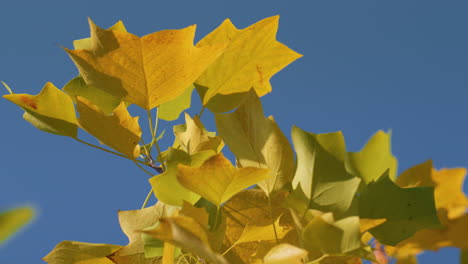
[3,16,468,264]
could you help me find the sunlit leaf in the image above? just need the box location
[177,153,271,206]
[174,113,224,154]
[346,130,398,184]
[0,206,34,244]
[195,16,302,112]
[158,84,195,121]
[149,148,214,206]
[230,216,289,250]
[359,171,440,246]
[215,90,295,195]
[3,82,78,137]
[76,96,142,159]
[66,18,225,110]
[43,241,122,264]
[291,126,361,217]
[263,243,307,264]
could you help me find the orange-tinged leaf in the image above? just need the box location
[76,96,142,159]
[176,154,271,206]
[43,241,122,264]
[66,19,225,110]
[263,243,307,264]
[3,82,78,137]
[195,16,302,111]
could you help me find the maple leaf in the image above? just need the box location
[195,15,302,112]
[66,18,225,110]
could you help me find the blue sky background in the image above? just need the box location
[1,0,467,263]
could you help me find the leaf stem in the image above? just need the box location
[141,189,153,209]
[134,161,154,177]
[267,196,279,243]
[74,138,147,165]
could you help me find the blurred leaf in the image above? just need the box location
[263,243,307,264]
[76,97,142,159]
[3,82,78,137]
[66,19,225,110]
[195,15,302,112]
[43,241,122,264]
[0,206,34,244]
[230,216,289,250]
[359,171,440,246]
[215,90,295,195]
[346,130,398,184]
[177,153,271,206]
[158,84,195,121]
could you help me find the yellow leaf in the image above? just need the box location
[150,148,214,206]
[176,153,271,206]
[230,216,289,249]
[215,90,295,195]
[346,130,398,184]
[195,16,302,111]
[43,241,122,264]
[114,204,165,257]
[174,113,224,154]
[263,243,308,264]
[73,20,127,50]
[63,76,122,114]
[76,96,142,159]
[143,215,228,264]
[222,190,295,263]
[3,82,78,137]
[359,218,387,234]
[66,19,225,110]
[0,206,34,244]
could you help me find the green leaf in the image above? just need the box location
[346,130,398,184]
[359,171,441,245]
[158,84,195,121]
[215,90,295,194]
[303,212,361,255]
[3,82,78,137]
[291,126,361,217]
[63,76,122,114]
[0,206,34,244]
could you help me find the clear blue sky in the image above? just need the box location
[1,0,467,263]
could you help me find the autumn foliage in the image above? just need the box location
[3,16,468,264]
